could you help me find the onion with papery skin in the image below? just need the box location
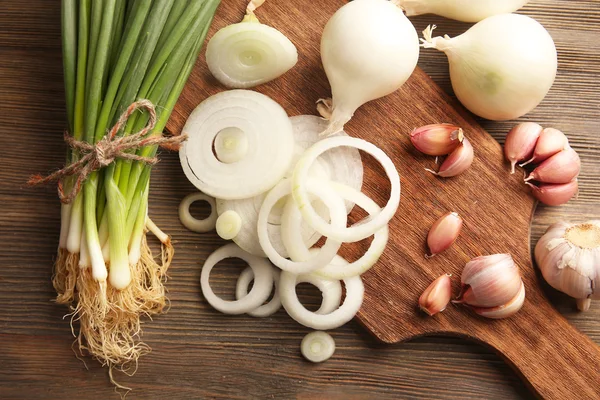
[395,0,530,23]
[180,90,294,199]
[421,15,557,121]
[319,0,419,135]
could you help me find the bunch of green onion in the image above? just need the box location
[55,0,220,374]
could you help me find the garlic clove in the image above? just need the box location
[419,273,453,316]
[504,122,543,174]
[525,179,578,206]
[469,282,525,319]
[525,147,581,184]
[521,127,568,166]
[426,212,463,257]
[426,137,474,178]
[456,254,521,308]
[577,299,592,311]
[410,124,464,156]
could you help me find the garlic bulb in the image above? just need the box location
[535,220,600,311]
[455,254,525,319]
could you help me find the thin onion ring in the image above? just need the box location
[292,136,400,242]
[179,193,218,233]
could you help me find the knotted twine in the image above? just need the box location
[28,100,187,204]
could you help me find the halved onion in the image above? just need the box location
[282,182,389,279]
[292,136,400,242]
[200,243,274,314]
[180,90,294,199]
[206,22,298,89]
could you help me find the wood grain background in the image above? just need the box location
[0,1,598,399]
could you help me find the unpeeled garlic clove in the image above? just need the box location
[577,299,592,311]
[426,212,463,257]
[455,254,522,308]
[504,122,542,174]
[521,127,568,166]
[526,179,578,206]
[469,282,526,319]
[426,138,474,178]
[419,274,452,316]
[410,124,464,156]
[524,147,581,184]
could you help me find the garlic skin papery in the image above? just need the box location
[455,254,525,319]
[419,273,452,316]
[535,221,600,311]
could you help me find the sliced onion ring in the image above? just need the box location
[180,90,294,199]
[292,136,400,242]
[236,267,282,317]
[200,243,273,314]
[258,179,347,274]
[178,193,218,233]
[282,182,389,279]
[280,271,364,330]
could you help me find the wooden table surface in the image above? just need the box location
[1,1,598,399]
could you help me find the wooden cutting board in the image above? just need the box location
[166,1,600,398]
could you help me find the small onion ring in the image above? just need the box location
[282,182,389,279]
[178,193,218,233]
[236,267,282,317]
[258,179,347,274]
[280,271,364,330]
[200,243,273,314]
[292,136,400,242]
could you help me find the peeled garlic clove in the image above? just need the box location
[410,124,464,156]
[456,254,521,308]
[426,212,463,257]
[525,147,581,184]
[469,282,525,319]
[504,122,542,174]
[426,137,473,178]
[521,127,568,166]
[419,274,453,316]
[526,179,578,206]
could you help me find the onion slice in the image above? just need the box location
[280,271,364,330]
[178,193,218,233]
[180,90,294,199]
[200,243,274,314]
[258,179,347,274]
[301,331,335,363]
[292,136,400,242]
[282,182,389,279]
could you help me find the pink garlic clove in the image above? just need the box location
[410,124,464,156]
[526,179,578,206]
[521,127,568,166]
[455,254,521,308]
[525,147,581,184]
[418,274,453,316]
[426,138,474,178]
[504,122,542,174]
[469,282,526,319]
[426,212,463,257]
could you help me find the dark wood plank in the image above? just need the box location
[0,0,598,399]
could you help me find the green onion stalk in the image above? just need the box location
[53,0,220,378]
